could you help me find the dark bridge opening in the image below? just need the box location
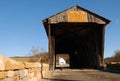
[43,5,110,70]
[55,23,104,69]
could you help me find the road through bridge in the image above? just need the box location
[42,69,120,81]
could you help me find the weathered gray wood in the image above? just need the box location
[49,24,55,71]
[43,5,110,25]
[101,26,105,67]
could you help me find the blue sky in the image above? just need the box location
[0,0,120,58]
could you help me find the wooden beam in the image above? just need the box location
[48,24,55,71]
[101,26,105,67]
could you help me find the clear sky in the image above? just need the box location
[0,0,120,58]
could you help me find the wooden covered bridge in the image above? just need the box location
[43,5,110,70]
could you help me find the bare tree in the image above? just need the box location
[29,46,49,63]
[112,50,120,62]
[104,50,120,63]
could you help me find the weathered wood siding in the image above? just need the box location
[48,6,106,24]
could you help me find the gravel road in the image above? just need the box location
[42,69,120,81]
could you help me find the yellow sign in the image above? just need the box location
[67,11,88,22]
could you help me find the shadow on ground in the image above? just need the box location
[100,69,120,74]
[43,78,81,81]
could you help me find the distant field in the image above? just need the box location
[11,57,31,62]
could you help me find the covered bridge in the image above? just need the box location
[43,5,110,70]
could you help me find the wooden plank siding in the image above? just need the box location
[43,5,109,25]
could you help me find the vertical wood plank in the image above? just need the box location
[101,26,105,67]
[48,24,55,71]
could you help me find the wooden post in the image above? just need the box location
[51,36,55,70]
[48,24,55,71]
[48,24,51,70]
[101,26,105,67]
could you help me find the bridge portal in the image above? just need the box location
[43,5,110,70]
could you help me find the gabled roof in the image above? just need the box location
[43,5,110,25]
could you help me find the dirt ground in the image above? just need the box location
[42,69,120,81]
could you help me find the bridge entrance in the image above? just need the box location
[43,5,110,70]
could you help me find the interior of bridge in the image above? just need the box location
[51,22,104,69]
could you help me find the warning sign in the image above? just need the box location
[67,11,88,22]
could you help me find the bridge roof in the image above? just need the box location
[43,5,110,36]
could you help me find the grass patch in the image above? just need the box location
[11,57,31,62]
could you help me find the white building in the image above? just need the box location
[59,57,66,66]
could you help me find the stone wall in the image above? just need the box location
[0,55,49,81]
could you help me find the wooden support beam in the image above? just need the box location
[101,26,105,67]
[48,24,55,71]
